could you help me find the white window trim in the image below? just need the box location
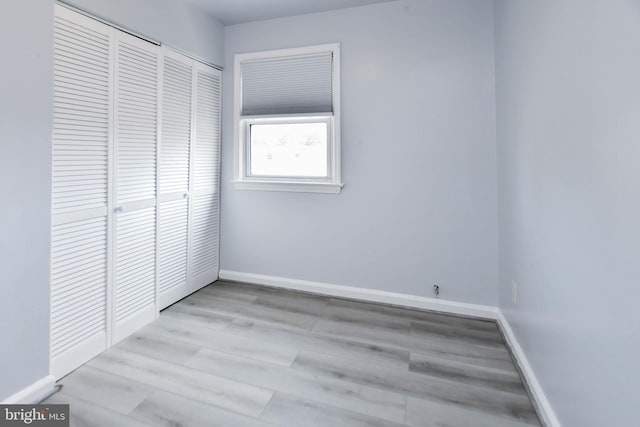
[233,43,343,194]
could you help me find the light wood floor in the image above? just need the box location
[46,281,541,427]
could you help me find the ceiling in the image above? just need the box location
[184,0,396,26]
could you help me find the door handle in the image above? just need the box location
[183,193,189,199]
[114,205,124,213]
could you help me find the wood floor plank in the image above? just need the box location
[327,297,500,333]
[145,316,301,367]
[130,390,274,427]
[408,352,525,394]
[252,294,329,317]
[213,281,331,310]
[313,318,513,370]
[178,292,320,330]
[87,347,274,418]
[45,392,153,427]
[408,342,517,373]
[116,330,201,365]
[186,347,407,423]
[291,350,539,424]
[206,281,268,297]
[321,303,412,331]
[312,318,411,347]
[410,320,505,348]
[405,395,540,427]
[408,336,514,371]
[198,282,261,304]
[261,392,405,427]
[161,302,233,329]
[226,318,411,371]
[56,366,151,415]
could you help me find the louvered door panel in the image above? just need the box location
[191,194,219,277]
[116,207,156,320]
[158,199,189,307]
[190,64,221,291]
[158,49,193,308]
[116,40,158,204]
[50,217,107,366]
[53,18,109,218]
[160,53,192,195]
[192,70,221,195]
[51,5,111,378]
[113,31,159,342]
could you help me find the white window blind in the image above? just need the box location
[241,52,334,116]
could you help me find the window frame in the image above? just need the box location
[233,44,343,194]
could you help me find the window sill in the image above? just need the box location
[232,180,343,194]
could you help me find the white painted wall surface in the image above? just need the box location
[221,0,499,305]
[67,0,225,66]
[0,0,54,401]
[495,1,640,425]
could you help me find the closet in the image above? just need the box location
[50,4,221,378]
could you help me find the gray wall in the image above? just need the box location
[0,0,223,401]
[221,0,499,305]
[494,1,640,425]
[0,0,54,401]
[67,0,225,66]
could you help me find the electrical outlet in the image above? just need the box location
[511,280,518,304]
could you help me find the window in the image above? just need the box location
[233,44,342,193]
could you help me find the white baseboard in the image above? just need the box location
[497,311,561,427]
[218,270,498,320]
[2,375,56,404]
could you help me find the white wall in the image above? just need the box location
[0,0,223,401]
[495,1,640,425]
[0,0,54,401]
[221,0,498,305]
[67,0,225,65]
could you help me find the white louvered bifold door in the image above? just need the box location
[51,5,112,378]
[112,31,160,342]
[189,63,222,292]
[157,49,193,309]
